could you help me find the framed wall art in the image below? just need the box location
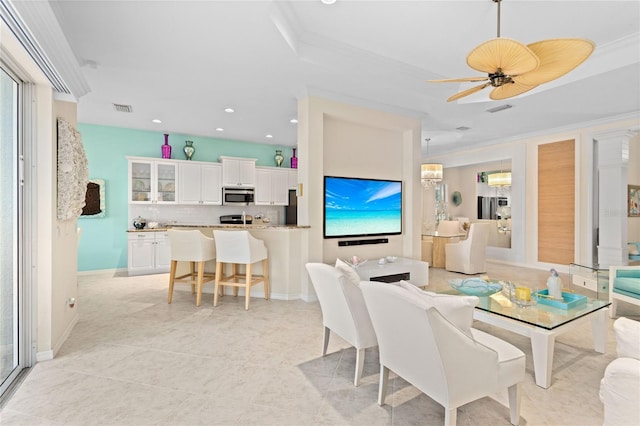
[81,179,106,218]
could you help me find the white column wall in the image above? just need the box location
[297,96,422,298]
[596,130,636,266]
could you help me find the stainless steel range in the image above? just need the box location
[220,214,253,225]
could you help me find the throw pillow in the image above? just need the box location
[398,280,478,336]
[628,243,640,255]
[335,258,361,287]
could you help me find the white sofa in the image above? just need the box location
[599,317,640,426]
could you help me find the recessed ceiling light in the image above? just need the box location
[456,126,471,131]
[290,118,298,124]
[321,0,337,4]
[224,108,235,113]
[265,134,273,138]
[151,119,162,124]
[216,128,224,132]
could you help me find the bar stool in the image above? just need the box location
[167,229,216,306]
[213,230,269,310]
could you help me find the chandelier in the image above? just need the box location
[421,163,443,189]
[487,171,512,187]
[421,138,443,189]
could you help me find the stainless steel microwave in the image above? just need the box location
[222,187,255,205]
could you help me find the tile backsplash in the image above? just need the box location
[128,204,284,228]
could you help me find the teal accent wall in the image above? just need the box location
[77,123,295,271]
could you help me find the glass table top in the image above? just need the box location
[444,288,610,331]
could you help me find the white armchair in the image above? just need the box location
[360,281,525,426]
[599,317,640,426]
[445,222,490,274]
[305,262,378,386]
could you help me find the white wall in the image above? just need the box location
[628,133,640,243]
[2,20,79,361]
[297,96,422,294]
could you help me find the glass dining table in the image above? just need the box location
[423,231,466,268]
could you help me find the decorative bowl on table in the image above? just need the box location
[449,278,503,297]
[343,258,368,268]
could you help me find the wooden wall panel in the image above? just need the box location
[538,140,575,264]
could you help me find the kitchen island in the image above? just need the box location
[127,224,310,301]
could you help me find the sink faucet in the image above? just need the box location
[242,211,246,226]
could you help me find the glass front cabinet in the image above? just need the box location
[128,158,178,204]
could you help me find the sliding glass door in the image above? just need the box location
[0,64,24,396]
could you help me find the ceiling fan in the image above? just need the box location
[430,0,595,102]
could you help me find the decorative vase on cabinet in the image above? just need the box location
[274,149,284,167]
[291,148,298,169]
[161,133,172,159]
[183,140,195,160]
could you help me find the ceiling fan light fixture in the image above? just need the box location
[430,0,596,102]
[490,80,537,100]
[467,38,539,76]
[516,38,596,86]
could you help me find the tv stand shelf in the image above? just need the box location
[354,257,429,288]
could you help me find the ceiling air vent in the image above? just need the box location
[486,104,513,113]
[113,103,132,113]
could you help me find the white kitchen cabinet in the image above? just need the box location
[288,170,298,189]
[179,162,222,205]
[219,156,256,187]
[128,157,178,204]
[255,167,289,206]
[128,231,170,276]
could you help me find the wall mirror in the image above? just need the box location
[423,159,512,248]
[476,162,511,248]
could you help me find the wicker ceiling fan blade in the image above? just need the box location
[429,77,490,83]
[489,80,537,100]
[467,38,539,75]
[447,82,491,102]
[516,38,596,86]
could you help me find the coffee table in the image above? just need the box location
[447,288,610,389]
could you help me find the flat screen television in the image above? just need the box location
[323,176,402,239]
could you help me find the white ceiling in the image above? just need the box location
[35,0,640,156]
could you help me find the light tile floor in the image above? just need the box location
[1,263,639,425]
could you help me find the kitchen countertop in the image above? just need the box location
[127,224,310,232]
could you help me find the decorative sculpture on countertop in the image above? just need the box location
[547,268,563,300]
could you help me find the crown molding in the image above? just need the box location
[5,0,89,98]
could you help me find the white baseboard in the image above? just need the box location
[36,350,53,362]
[52,312,79,357]
[77,268,128,276]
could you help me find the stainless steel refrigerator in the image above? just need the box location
[477,196,507,220]
[285,189,297,225]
